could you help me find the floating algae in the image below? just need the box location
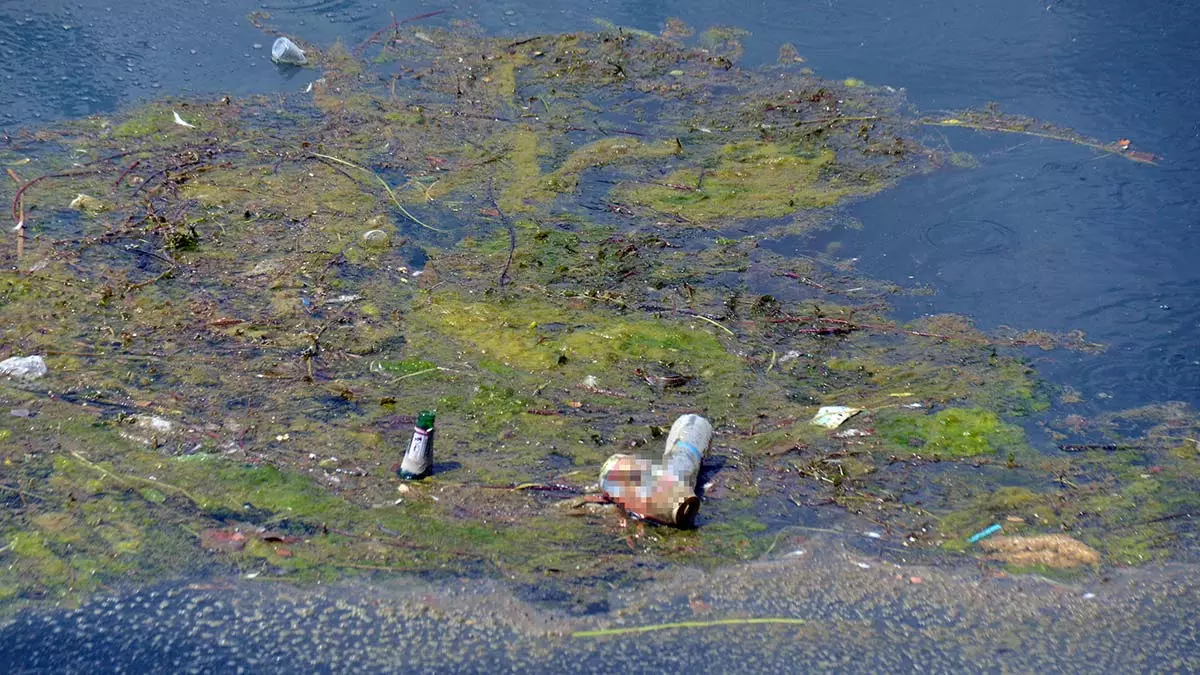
[0,17,1188,615]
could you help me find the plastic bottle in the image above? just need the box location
[399,411,435,479]
[661,414,713,491]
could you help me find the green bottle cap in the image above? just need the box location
[416,410,436,430]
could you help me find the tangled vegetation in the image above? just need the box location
[0,15,1192,614]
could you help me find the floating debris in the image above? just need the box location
[979,534,1101,569]
[810,406,862,429]
[271,36,307,65]
[968,524,1002,544]
[172,110,196,128]
[0,17,1176,614]
[599,415,713,527]
[361,228,390,247]
[68,193,107,214]
[0,355,47,381]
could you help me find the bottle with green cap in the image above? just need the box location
[399,410,435,479]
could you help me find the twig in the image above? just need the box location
[920,118,1156,164]
[1057,444,1142,453]
[769,316,954,341]
[356,8,451,54]
[355,12,401,55]
[691,313,735,337]
[311,153,445,233]
[782,271,825,290]
[68,450,203,504]
[387,366,440,383]
[636,305,732,333]
[486,180,517,288]
[400,8,448,24]
[6,168,22,258]
[126,267,177,294]
[511,483,583,493]
[9,152,138,225]
[113,159,141,190]
[329,562,416,572]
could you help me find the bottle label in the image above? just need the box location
[672,440,701,462]
[400,426,432,477]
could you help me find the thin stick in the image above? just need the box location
[355,12,400,55]
[399,8,448,24]
[113,159,141,190]
[11,166,123,224]
[691,313,735,337]
[388,366,439,382]
[486,179,516,288]
[920,119,1156,164]
[769,316,954,341]
[311,153,446,233]
[572,617,807,638]
[329,562,415,572]
[6,168,22,258]
[68,450,203,505]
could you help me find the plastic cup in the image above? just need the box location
[272,37,307,66]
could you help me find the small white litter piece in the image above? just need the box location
[135,415,175,434]
[810,405,862,429]
[0,355,47,381]
[172,110,196,128]
[835,428,872,438]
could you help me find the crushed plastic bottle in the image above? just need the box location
[599,414,712,527]
[271,37,307,66]
[398,411,435,479]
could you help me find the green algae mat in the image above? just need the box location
[0,18,1194,614]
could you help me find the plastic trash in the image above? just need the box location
[398,411,435,479]
[271,37,307,66]
[809,405,861,429]
[662,414,713,491]
[69,193,107,215]
[0,355,47,381]
[361,229,390,247]
[599,414,713,527]
[172,110,196,128]
[967,523,1002,544]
